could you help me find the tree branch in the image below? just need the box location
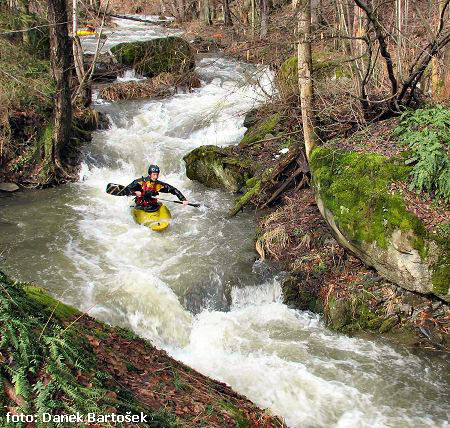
[352,0,398,96]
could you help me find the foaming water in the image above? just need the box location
[173,278,449,428]
[81,16,182,54]
[1,20,449,428]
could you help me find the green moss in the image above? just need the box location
[110,37,194,77]
[431,251,450,295]
[367,317,383,329]
[220,401,250,428]
[239,113,281,146]
[310,147,429,256]
[245,176,259,189]
[379,316,399,333]
[229,179,261,217]
[276,56,299,96]
[24,286,80,320]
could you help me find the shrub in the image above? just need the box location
[394,105,450,202]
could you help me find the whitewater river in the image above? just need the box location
[1,18,449,428]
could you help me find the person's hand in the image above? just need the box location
[182,200,189,207]
[134,191,142,197]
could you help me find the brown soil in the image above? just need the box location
[78,316,286,427]
[328,118,408,157]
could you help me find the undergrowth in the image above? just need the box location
[394,105,450,203]
[0,271,176,427]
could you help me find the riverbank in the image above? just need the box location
[183,101,449,351]
[0,6,102,189]
[0,271,286,427]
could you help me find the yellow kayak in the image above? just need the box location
[76,31,96,36]
[131,204,171,232]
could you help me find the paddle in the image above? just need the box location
[106,183,131,196]
[106,183,201,208]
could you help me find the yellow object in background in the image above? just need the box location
[76,31,96,37]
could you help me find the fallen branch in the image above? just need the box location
[244,129,304,147]
[262,166,309,208]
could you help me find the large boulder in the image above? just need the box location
[183,145,253,192]
[310,147,449,302]
[110,37,195,77]
[239,113,281,147]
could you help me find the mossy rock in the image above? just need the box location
[110,37,195,77]
[379,316,400,333]
[367,317,384,330]
[276,53,351,96]
[239,113,281,147]
[183,145,253,192]
[327,297,351,330]
[243,108,260,129]
[310,146,450,301]
[281,274,320,312]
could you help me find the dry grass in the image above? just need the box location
[99,71,201,101]
[256,225,290,260]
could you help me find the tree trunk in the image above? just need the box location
[311,0,319,27]
[251,0,256,37]
[259,0,268,37]
[223,0,233,26]
[177,0,186,21]
[72,0,90,106]
[48,0,73,173]
[17,0,31,45]
[432,0,448,101]
[298,0,317,161]
[201,0,213,25]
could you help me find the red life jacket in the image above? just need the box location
[135,179,164,207]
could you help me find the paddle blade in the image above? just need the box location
[106,183,129,196]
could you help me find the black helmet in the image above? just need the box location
[148,164,160,175]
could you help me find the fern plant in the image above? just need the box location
[394,105,450,202]
[0,271,170,428]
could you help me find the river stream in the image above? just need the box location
[1,17,448,428]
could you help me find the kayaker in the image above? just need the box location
[125,165,189,211]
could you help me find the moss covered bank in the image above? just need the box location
[0,271,285,427]
[310,146,449,301]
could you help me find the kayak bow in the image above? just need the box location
[131,204,171,232]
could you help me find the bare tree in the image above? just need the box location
[47,0,73,177]
[223,0,233,26]
[298,0,317,161]
[352,0,450,115]
[72,0,88,105]
[432,0,450,101]
[200,0,213,25]
[260,0,269,37]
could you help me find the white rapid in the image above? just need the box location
[1,19,449,428]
